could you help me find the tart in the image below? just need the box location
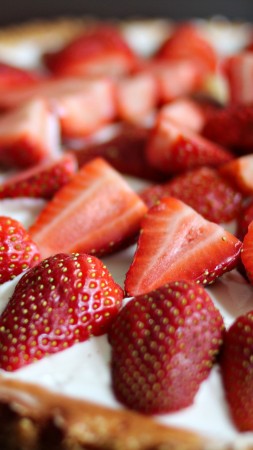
[0,16,253,450]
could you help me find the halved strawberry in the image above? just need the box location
[109,280,224,414]
[223,52,253,104]
[29,158,148,259]
[0,99,61,169]
[44,25,140,77]
[0,62,42,91]
[67,123,165,182]
[220,154,253,195]
[0,216,40,284]
[159,98,207,133]
[115,72,158,124]
[0,77,116,138]
[220,311,253,431]
[203,104,253,152]
[0,253,123,371]
[0,153,77,199]
[140,167,243,223]
[145,115,233,174]
[155,23,217,74]
[125,197,242,296]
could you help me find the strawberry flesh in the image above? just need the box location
[109,280,224,414]
[0,253,123,371]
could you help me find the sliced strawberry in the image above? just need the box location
[0,99,61,169]
[0,153,77,200]
[220,311,253,431]
[236,200,253,241]
[0,216,40,284]
[29,158,148,259]
[145,115,233,175]
[44,25,140,77]
[109,280,224,414]
[220,154,253,195]
[223,52,253,104]
[125,197,242,296]
[0,77,116,138]
[115,72,158,124]
[0,62,42,91]
[67,123,165,182]
[241,221,253,284]
[155,23,217,74]
[159,98,206,133]
[203,104,253,152]
[0,253,123,371]
[140,167,243,223]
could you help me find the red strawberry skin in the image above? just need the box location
[236,200,253,241]
[241,221,253,284]
[0,216,41,285]
[140,167,243,223]
[0,253,123,371]
[125,197,242,296]
[0,62,42,91]
[0,153,77,200]
[109,280,224,414]
[220,311,253,431]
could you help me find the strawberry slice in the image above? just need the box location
[29,157,148,259]
[109,280,224,414]
[155,23,217,74]
[220,311,253,431]
[67,123,165,182]
[145,115,233,174]
[125,197,242,296]
[0,253,123,371]
[0,153,77,199]
[0,77,116,138]
[0,216,40,284]
[159,98,207,133]
[0,99,61,169]
[223,52,253,104]
[220,154,253,195]
[0,62,42,91]
[115,72,158,124]
[140,167,243,223]
[44,25,140,77]
[203,104,253,152]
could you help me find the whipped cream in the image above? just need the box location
[1,186,253,449]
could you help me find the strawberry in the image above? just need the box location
[0,216,40,285]
[0,77,116,139]
[159,98,207,133]
[223,52,253,104]
[0,62,42,91]
[236,200,253,241]
[0,252,123,371]
[67,123,165,182]
[0,153,77,200]
[115,72,158,124]
[44,25,140,77]
[109,280,224,414]
[241,221,253,284]
[29,158,148,259]
[220,311,253,431]
[125,197,242,296]
[220,154,253,196]
[140,167,243,223]
[145,115,233,175]
[155,23,217,74]
[203,104,253,152]
[0,99,61,169]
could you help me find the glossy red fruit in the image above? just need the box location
[125,197,242,296]
[236,200,253,241]
[0,253,123,371]
[241,221,253,284]
[109,280,224,414]
[0,216,40,285]
[220,155,253,196]
[223,52,253,104]
[220,311,253,431]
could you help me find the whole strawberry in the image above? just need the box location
[0,216,41,284]
[108,280,224,414]
[220,312,253,431]
[0,253,123,371]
